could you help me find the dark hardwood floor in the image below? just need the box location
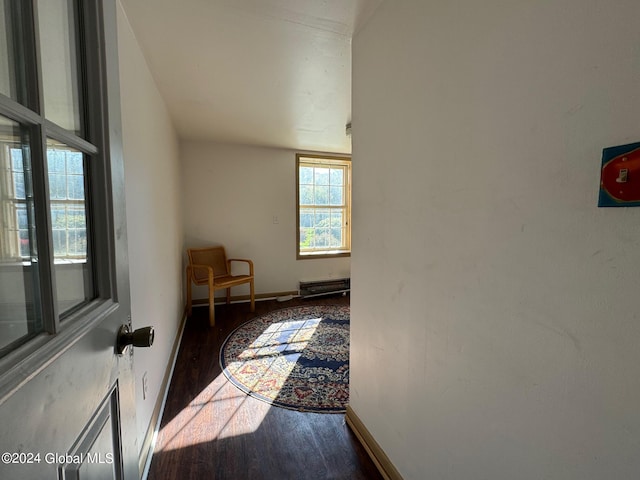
[147,294,383,480]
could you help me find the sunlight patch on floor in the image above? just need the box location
[155,318,323,451]
[155,373,270,451]
[225,317,322,395]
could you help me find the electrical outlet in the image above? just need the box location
[142,372,148,400]
[272,215,279,224]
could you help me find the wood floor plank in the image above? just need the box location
[147,294,383,480]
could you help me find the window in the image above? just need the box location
[3,142,86,260]
[1,142,30,259]
[296,154,351,259]
[44,141,88,260]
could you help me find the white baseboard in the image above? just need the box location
[139,312,187,479]
[345,405,404,480]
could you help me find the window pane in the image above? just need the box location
[299,166,313,184]
[331,210,343,227]
[51,226,66,256]
[0,0,28,105]
[18,229,30,258]
[330,228,343,248]
[38,0,82,134]
[315,167,330,185]
[48,149,66,173]
[47,139,92,314]
[330,168,343,185]
[13,172,25,199]
[300,228,312,249]
[68,227,86,256]
[300,185,314,205]
[299,209,313,228]
[49,174,67,199]
[329,186,343,206]
[68,174,84,200]
[315,186,329,205]
[0,115,43,357]
[315,209,330,226]
[314,229,329,248]
[67,152,83,174]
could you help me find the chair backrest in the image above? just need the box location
[187,246,229,282]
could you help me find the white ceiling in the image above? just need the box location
[120,0,384,154]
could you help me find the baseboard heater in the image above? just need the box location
[299,278,350,298]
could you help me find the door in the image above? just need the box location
[0,1,139,479]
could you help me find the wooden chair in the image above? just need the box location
[186,246,255,327]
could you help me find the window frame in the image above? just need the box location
[296,153,352,260]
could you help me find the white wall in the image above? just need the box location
[352,1,640,479]
[117,2,183,458]
[181,141,350,299]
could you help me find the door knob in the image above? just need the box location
[117,325,154,354]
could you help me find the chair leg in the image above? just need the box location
[250,279,255,312]
[208,286,215,327]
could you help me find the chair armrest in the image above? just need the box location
[188,263,214,284]
[227,258,254,276]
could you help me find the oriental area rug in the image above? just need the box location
[220,305,350,413]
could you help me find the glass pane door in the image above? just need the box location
[0,0,29,106]
[47,139,92,315]
[0,115,42,356]
[37,0,82,135]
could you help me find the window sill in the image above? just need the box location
[297,251,351,260]
[0,258,87,267]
